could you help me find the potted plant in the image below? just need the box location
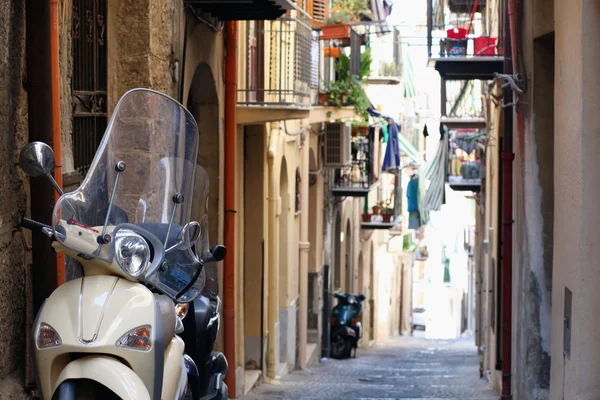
[321,8,353,40]
[351,120,369,136]
[372,203,381,215]
[319,79,351,107]
[361,213,371,222]
[381,204,394,222]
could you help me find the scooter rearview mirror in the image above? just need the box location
[19,142,55,177]
[19,142,64,196]
[209,245,227,262]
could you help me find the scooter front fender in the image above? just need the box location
[53,355,151,400]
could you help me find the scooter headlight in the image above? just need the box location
[114,230,150,278]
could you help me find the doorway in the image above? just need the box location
[344,220,352,292]
[243,126,265,385]
[278,158,289,366]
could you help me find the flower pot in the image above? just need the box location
[352,125,369,137]
[382,213,393,222]
[320,24,351,40]
[361,213,371,222]
[318,92,329,106]
[324,47,341,58]
[372,207,380,215]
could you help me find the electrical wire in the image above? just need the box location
[187,5,224,32]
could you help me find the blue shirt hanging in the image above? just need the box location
[407,176,419,212]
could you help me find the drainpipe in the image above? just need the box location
[50,0,65,285]
[299,133,310,369]
[224,20,237,398]
[500,0,514,398]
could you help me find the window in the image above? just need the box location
[72,0,108,177]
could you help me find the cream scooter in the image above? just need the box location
[19,89,224,400]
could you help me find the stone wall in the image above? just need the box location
[0,1,31,398]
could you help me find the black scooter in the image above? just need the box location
[330,293,366,359]
[180,245,229,400]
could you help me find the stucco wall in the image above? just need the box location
[549,0,583,398]
[0,1,30,398]
[511,5,554,397]
[551,0,600,398]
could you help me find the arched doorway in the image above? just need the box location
[307,148,319,344]
[344,220,352,292]
[187,63,219,245]
[278,158,289,364]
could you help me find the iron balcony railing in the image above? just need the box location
[238,15,317,108]
[332,129,376,197]
[443,80,486,118]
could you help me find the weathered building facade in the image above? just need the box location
[0,0,29,397]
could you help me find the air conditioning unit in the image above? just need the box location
[323,122,351,167]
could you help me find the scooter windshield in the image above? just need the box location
[52,89,206,301]
[191,165,218,298]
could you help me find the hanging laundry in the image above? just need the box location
[408,211,421,230]
[407,174,419,212]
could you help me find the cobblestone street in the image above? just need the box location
[243,336,497,399]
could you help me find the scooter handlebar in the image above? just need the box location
[20,217,53,237]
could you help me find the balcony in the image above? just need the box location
[360,173,401,231]
[447,128,485,192]
[426,1,504,80]
[238,16,313,108]
[331,129,377,197]
[237,15,356,124]
[440,80,487,128]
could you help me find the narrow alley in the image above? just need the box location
[244,337,496,399]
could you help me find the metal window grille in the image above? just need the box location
[72,0,108,177]
[238,16,313,107]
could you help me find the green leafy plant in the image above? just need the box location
[326,0,369,24]
[326,10,354,24]
[378,200,393,214]
[360,47,373,79]
[336,48,372,81]
[379,61,398,77]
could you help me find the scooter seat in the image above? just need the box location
[155,294,176,346]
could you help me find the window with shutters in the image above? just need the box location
[246,21,264,103]
[312,0,327,25]
[72,0,108,177]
